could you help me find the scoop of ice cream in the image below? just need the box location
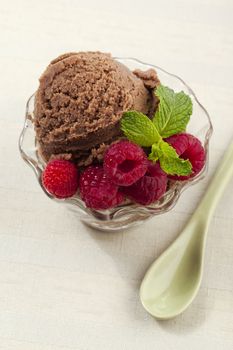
[34,52,159,165]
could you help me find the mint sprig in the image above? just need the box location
[120,85,193,177]
[153,85,192,138]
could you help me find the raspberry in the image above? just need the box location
[80,165,124,210]
[122,162,167,205]
[165,133,206,180]
[104,140,148,186]
[42,159,79,198]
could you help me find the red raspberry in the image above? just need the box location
[80,165,124,210]
[165,133,206,180]
[104,140,148,186]
[122,162,167,205]
[42,159,79,198]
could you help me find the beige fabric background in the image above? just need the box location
[0,0,233,349]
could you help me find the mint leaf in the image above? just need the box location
[149,140,192,176]
[153,85,192,138]
[159,141,192,176]
[121,111,161,147]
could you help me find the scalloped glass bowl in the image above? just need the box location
[19,58,213,231]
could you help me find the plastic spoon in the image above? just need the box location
[140,141,233,319]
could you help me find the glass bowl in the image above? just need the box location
[19,58,213,232]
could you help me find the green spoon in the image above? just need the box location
[140,141,233,319]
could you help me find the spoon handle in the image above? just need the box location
[196,140,233,220]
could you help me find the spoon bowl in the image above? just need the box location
[140,141,233,319]
[140,218,206,319]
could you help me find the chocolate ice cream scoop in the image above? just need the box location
[34,52,159,165]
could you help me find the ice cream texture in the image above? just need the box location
[34,52,159,165]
